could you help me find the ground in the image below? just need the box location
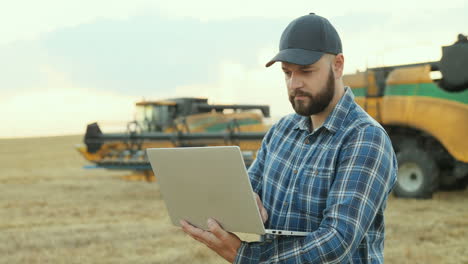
[0,135,467,263]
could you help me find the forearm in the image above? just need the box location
[234,228,350,264]
[234,241,265,264]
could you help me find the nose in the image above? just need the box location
[288,72,303,91]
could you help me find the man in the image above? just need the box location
[181,13,397,263]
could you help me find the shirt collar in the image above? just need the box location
[293,86,355,134]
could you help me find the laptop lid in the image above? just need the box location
[146,146,266,235]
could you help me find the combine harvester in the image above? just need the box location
[343,34,468,198]
[77,34,468,199]
[76,98,271,181]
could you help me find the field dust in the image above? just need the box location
[0,135,467,263]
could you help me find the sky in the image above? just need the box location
[1,0,466,138]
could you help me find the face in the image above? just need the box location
[282,56,335,116]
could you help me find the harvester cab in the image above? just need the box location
[135,100,177,132]
[439,34,468,92]
[134,97,270,133]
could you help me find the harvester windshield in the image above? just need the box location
[135,102,177,132]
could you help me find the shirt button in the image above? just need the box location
[305,138,310,144]
[283,202,289,206]
[293,169,298,174]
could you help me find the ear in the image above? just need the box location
[332,53,345,79]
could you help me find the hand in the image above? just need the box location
[180,218,241,263]
[254,192,268,223]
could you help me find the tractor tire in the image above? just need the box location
[439,173,464,190]
[393,147,439,199]
[389,134,418,153]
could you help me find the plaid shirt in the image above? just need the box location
[235,87,397,264]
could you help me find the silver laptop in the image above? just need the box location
[146,146,308,236]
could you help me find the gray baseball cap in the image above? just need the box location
[266,13,342,67]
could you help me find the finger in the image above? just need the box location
[180,220,208,239]
[261,207,268,223]
[254,193,268,223]
[192,235,206,244]
[180,219,195,234]
[190,232,213,247]
[254,193,263,214]
[181,220,218,245]
[207,218,229,241]
[254,192,261,205]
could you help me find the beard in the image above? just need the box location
[289,67,335,116]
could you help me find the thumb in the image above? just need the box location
[254,193,268,223]
[261,207,268,223]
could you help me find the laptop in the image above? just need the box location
[146,146,308,236]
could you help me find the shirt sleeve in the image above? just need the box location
[247,123,277,197]
[235,125,398,263]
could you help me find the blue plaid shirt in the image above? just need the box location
[235,87,397,264]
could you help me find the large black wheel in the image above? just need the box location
[393,147,439,199]
[439,173,465,190]
[440,162,468,190]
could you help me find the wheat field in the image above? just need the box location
[1,135,467,263]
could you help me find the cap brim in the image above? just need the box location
[265,48,324,67]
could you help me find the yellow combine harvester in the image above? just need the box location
[76,98,270,181]
[343,34,468,198]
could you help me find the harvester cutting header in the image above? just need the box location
[76,98,271,180]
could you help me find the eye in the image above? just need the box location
[283,71,291,76]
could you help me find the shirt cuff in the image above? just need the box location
[233,241,262,264]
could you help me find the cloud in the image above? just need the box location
[153,0,466,21]
[0,65,144,138]
[0,0,155,45]
[174,48,293,121]
[0,14,288,137]
[2,7,466,96]
[2,0,465,46]
[1,15,287,96]
[1,3,467,137]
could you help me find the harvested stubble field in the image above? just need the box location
[0,135,467,264]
